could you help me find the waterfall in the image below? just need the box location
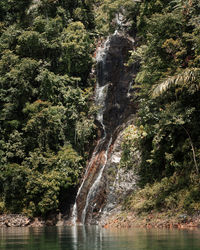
[95,84,109,135]
[71,130,108,224]
[127,80,133,97]
[71,37,112,224]
[71,21,138,224]
[81,136,112,224]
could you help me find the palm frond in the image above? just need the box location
[152,68,200,98]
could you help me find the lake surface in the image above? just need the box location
[0,226,200,250]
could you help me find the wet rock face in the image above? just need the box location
[102,120,140,217]
[75,145,109,222]
[89,120,140,225]
[74,32,139,224]
[97,34,138,134]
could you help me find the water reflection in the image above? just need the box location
[1,226,200,250]
[69,225,103,250]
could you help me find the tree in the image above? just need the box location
[0,0,96,216]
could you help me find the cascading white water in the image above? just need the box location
[81,136,112,224]
[127,81,133,97]
[71,15,136,224]
[71,130,105,224]
[95,84,109,135]
[71,124,107,224]
[71,37,112,224]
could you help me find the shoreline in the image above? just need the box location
[1,212,200,229]
[0,214,62,228]
[101,211,200,229]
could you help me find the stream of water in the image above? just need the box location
[71,35,112,224]
[81,137,112,224]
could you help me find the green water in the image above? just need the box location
[0,226,200,250]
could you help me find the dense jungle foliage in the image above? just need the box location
[119,0,200,215]
[0,0,200,217]
[0,0,97,216]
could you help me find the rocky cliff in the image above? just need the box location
[72,31,139,224]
